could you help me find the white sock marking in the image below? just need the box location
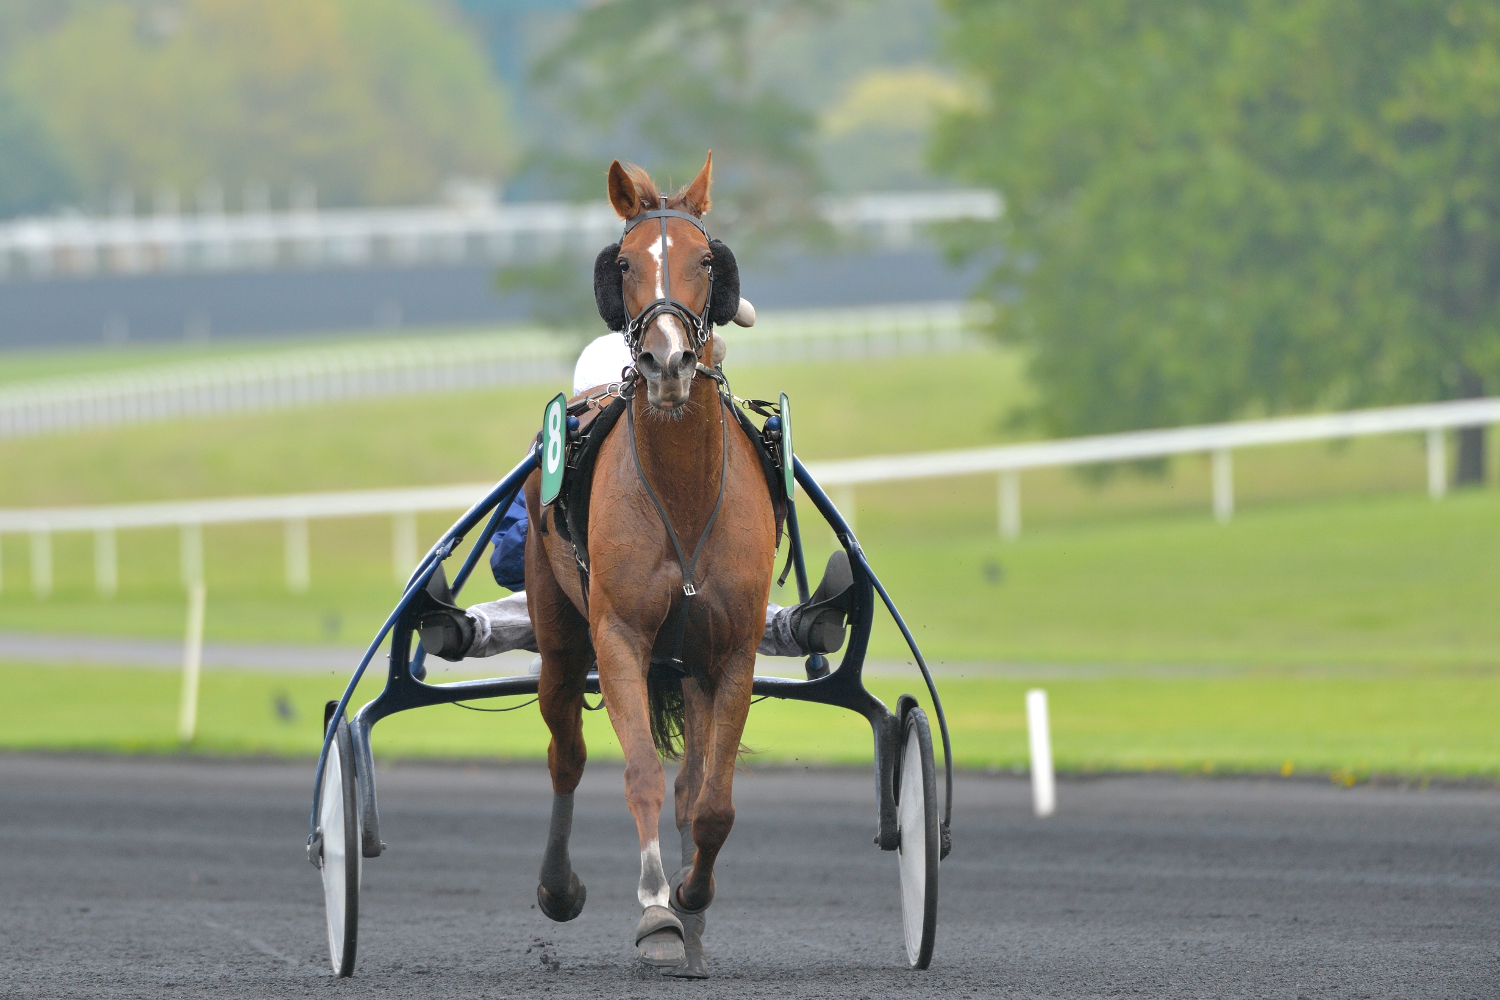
[638,838,669,908]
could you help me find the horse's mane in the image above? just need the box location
[621,162,710,217]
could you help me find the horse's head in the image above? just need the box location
[598,153,738,415]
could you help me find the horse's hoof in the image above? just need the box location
[661,866,710,978]
[662,906,708,978]
[634,905,686,967]
[536,872,586,922]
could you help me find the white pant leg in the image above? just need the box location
[758,603,803,657]
[465,592,802,658]
[465,593,538,656]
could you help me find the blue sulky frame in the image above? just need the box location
[308,451,953,862]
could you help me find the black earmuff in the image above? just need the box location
[706,239,740,327]
[593,242,626,331]
[593,235,740,332]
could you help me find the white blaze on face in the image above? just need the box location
[647,233,669,299]
[645,232,687,359]
[638,838,669,908]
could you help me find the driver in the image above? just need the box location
[412,327,855,665]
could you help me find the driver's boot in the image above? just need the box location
[408,564,475,662]
[789,550,856,655]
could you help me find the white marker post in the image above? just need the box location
[178,583,207,743]
[1026,688,1056,818]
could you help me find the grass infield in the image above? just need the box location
[3,343,1499,775]
[5,662,1496,780]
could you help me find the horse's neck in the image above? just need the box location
[633,379,724,531]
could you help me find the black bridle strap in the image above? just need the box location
[625,384,730,673]
[622,207,706,236]
[620,206,715,357]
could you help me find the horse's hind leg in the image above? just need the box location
[533,589,593,922]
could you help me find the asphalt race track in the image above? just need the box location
[2,753,1495,999]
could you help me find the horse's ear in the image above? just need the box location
[607,160,641,220]
[680,151,712,217]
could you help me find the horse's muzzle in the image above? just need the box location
[638,347,698,411]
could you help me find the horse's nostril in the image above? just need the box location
[637,352,658,373]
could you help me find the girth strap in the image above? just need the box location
[625,383,730,674]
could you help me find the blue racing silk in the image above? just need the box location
[489,493,528,592]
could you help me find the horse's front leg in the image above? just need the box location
[675,645,755,915]
[673,675,712,871]
[593,619,685,968]
[663,675,715,979]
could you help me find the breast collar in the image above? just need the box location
[619,207,715,358]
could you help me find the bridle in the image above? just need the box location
[618,207,716,362]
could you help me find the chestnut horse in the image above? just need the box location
[522,154,777,977]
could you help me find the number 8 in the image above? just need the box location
[545,405,563,473]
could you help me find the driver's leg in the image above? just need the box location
[422,552,853,661]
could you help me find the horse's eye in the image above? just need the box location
[618,259,629,272]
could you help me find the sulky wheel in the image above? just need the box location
[317,716,361,977]
[894,704,939,969]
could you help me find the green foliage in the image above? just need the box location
[531,0,830,243]
[5,0,513,207]
[934,1,1500,437]
[0,92,79,217]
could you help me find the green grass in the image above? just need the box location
[6,662,1495,779]
[4,341,1500,773]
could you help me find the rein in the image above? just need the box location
[625,377,730,674]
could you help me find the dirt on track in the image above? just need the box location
[1,752,1496,999]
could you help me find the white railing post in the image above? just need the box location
[94,526,117,598]
[999,470,1021,541]
[284,516,310,593]
[1026,689,1056,818]
[1426,428,1446,500]
[833,485,857,535]
[180,522,203,590]
[178,582,206,743]
[1211,448,1234,523]
[393,510,417,583]
[29,529,52,599]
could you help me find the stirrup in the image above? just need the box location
[792,550,855,655]
[410,565,473,662]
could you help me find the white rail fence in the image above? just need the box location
[0,190,1002,281]
[0,397,1494,598]
[0,302,988,440]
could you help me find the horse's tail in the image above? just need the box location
[646,660,686,760]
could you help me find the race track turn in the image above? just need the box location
[1,753,1494,998]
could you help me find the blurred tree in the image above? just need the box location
[934,1,1500,485]
[7,0,513,208]
[0,93,79,218]
[530,0,833,244]
[0,1,79,217]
